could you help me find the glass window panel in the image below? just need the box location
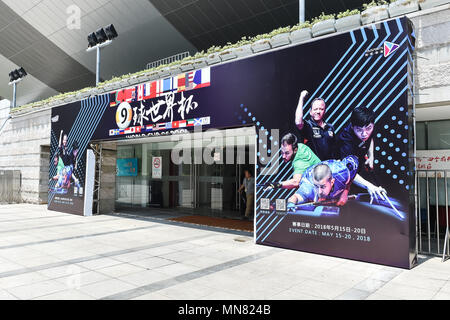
[416,122,426,150]
[427,120,450,150]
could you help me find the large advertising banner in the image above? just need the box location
[50,17,415,268]
[49,95,111,215]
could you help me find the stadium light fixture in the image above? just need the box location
[87,32,98,48]
[104,24,118,40]
[87,24,119,86]
[95,28,108,44]
[8,67,28,108]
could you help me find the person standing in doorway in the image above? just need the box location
[238,169,255,220]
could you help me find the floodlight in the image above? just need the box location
[95,28,108,44]
[9,71,16,82]
[104,24,118,40]
[12,70,20,81]
[87,24,119,86]
[17,67,27,78]
[8,67,28,108]
[87,32,98,47]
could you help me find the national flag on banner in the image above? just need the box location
[109,129,120,136]
[149,81,159,99]
[186,71,195,90]
[132,87,138,101]
[157,79,165,96]
[172,76,178,92]
[177,74,186,92]
[172,121,180,129]
[125,127,136,134]
[142,83,152,100]
[162,78,172,93]
[194,118,203,126]
[119,129,125,135]
[187,119,195,127]
[179,120,187,128]
[136,84,144,101]
[117,88,135,103]
[201,117,211,125]
[186,68,211,90]
[110,92,118,107]
[157,123,166,130]
[166,122,173,130]
[135,126,142,133]
[195,68,210,89]
[146,125,153,132]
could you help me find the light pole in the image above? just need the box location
[8,67,27,108]
[299,0,305,23]
[86,24,118,86]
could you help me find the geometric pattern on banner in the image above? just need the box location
[384,41,400,57]
[256,18,410,244]
[48,94,110,206]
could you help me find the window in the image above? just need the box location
[416,120,450,150]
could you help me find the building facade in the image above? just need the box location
[0,3,449,267]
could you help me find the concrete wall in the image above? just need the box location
[0,100,50,203]
[410,5,450,121]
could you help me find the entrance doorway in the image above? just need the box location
[115,127,256,221]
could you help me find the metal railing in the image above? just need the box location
[146,52,190,70]
[416,170,450,261]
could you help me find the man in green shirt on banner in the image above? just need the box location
[264,133,321,191]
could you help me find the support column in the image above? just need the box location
[299,0,305,23]
[98,143,117,214]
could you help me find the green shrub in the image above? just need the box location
[311,12,335,25]
[337,9,360,19]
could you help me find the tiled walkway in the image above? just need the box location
[0,204,448,300]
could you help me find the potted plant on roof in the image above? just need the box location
[103,78,119,91]
[61,93,74,103]
[205,46,222,65]
[269,26,292,48]
[31,101,45,109]
[192,53,208,69]
[75,87,92,100]
[388,0,419,17]
[136,71,151,84]
[335,9,361,32]
[47,96,60,107]
[251,34,272,53]
[361,0,390,25]
[419,0,450,10]
[233,37,252,57]
[311,12,336,37]
[219,43,237,61]
[179,58,195,72]
[147,68,160,80]
[118,75,131,87]
[168,62,182,76]
[290,21,312,43]
[158,64,171,78]
[127,76,140,85]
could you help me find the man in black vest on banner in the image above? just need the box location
[294,90,335,161]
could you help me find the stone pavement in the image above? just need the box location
[0,204,448,300]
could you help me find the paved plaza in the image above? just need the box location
[0,204,448,300]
